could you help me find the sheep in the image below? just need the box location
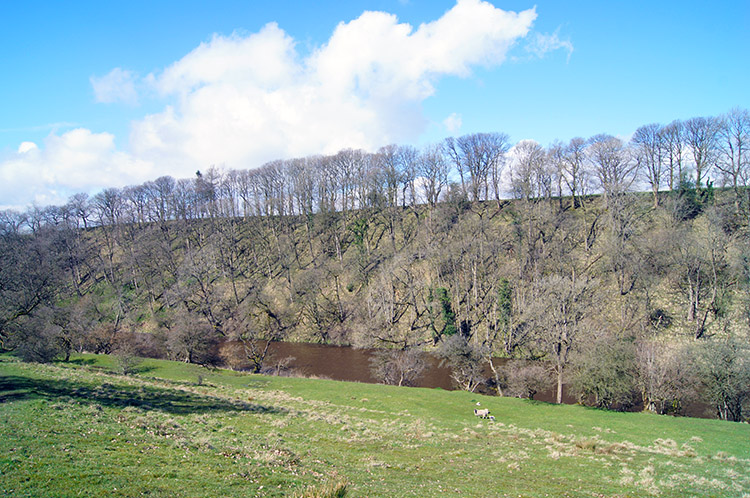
[474,408,490,419]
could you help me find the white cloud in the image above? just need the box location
[18,142,38,154]
[525,28,573,61]
[90,68,139,104]
[130,0,536,171]
[2,0,539,208]
[443,113,463,133]
[0,129,154,208]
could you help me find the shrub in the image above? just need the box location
[504,361,553,400]
[569,334,638,410]
[113,341,142,375]
[436,335,487,392]
[11,307,65,363]
[694,335,750,422]
[369,348,426,387]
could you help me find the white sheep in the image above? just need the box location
[474,408,490,418]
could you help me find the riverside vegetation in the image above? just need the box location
[1,109,750,421]
[1,353,749,497]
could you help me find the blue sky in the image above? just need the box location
[1,0,748,208]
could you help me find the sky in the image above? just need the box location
[1,0,748,209]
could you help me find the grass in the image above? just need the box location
[1,354,749,497]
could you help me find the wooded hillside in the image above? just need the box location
[2,109,749,420]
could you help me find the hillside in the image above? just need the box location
[1,354,748,497]
[2,166,750,419]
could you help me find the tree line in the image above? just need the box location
[1,107,749,421]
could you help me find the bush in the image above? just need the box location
[694,335,750,422]
[504,361,553,400]
[113,341,142,375]
[13,326,65,363]
[166,313,220,365]
[569,334,638,410]
[635,339,695,415]
[369,348,426,387]
[10,307,65,363]
[436,335,487,392]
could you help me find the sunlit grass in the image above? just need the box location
[1,353,748,497]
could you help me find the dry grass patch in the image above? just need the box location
[291,478,348,498]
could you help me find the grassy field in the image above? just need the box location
[1,354,748,497]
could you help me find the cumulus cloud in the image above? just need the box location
[0,129,154,208]
[128,0,536,171]
[90,68,139,104]
[2,0,540,208]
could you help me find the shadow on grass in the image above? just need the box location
[131,364,158,375]
[0,374,285,416]
[64,358,97,366]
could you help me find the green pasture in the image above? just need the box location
[1,354,748,497]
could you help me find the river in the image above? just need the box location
[224,340,573,404]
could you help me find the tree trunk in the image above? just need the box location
[488,357,504,396]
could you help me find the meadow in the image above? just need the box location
[1,354,748,497]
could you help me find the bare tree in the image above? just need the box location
[398,145,420,208]
[632,123,664,207]
[716,108,750,211]
[636,339,694,415]
[66,193,92,229]
[587,135,640,297]
[530,274,595,403]
[0,229,64,352]
[509,140,550,202]
[557,137,590,208]
[369,348,427,387]
[503,361,553,400]
[587,134,638,205]
[376,144,403,208]
[436,334,487,392]
[418,143,449,207]
[684,116,720,191]
[569,332,637,410]
[695,335,750,422]
[446,133,509,204]
[668,214,730,339]
[660,120,685,191]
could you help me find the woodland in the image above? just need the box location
[1,108,749,421]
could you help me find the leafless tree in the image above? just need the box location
[632,123,664,207]
[436,334,487,392]
[503,361,553,400]
[369,348,427,387]
[684,116,720,190]
[695,335,750,422]
[660,120,685,190]
[636,339,694,415]
[509,140,550,202]
[716,107,750,211]
[66,193,92,229]
[587,134,638,205]
[530,274,596,403]
[445,133,509,204]
[556,137,590,208]
[668,214,730,339]
[418,143,449,207]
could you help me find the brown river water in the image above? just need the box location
[218,341,711,417]
[232,341,572,404]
